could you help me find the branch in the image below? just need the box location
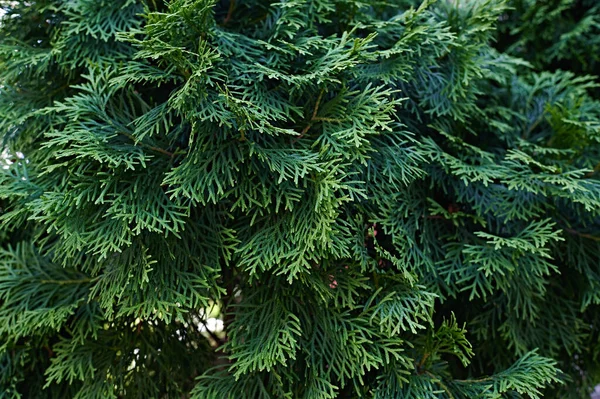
[522,113,545,140]
[294,89,325,142]
[456,375,493,384]
[40,277,96,285]
[120,131,175,158]
[425,371,456,399]
[223,0,236,24]
[417,352,430,371]
[564,228,600,242]
[585,161,600,178]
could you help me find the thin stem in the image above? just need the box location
[456,376,493,384]
[585,161,600,178]
[40,277,95,285]
[294,89,325,142]
[311,89,324,121]
[425,371,455,399]
[179,67,192,80]
[522,113,544,140]
[417,352,430,370]
[47,83,72,99]
[312,117,341,123]
[223,0,236,24]
[426,215,446,220]
[120,131,175,158]
[298,122,312,138]
[564,228,600,242]
[44,345,54,358]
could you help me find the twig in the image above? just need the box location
[145,145,175,158]
[522,114,544,140]
[310,89,324,121]
[47,83,72,99]
[179,67,192,80]
[457,375,493,384]
[564,228,600,242]
[425,215,446,220]
[417,352,430,371]
[425,371,455,399]
[40,277,95,285]
[120,131,175,158]
[44,345,54,358]
[294,89,325,142]
[312,117,341,122]
[585,162,600,178]
[223,0,236,24]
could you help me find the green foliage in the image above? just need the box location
[1,0,599,398]
[497,0,600,76]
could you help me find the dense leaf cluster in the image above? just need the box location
[0,0,599,398]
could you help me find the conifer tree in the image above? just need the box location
[0,0,599,398]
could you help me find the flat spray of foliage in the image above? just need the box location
[0,0,599,398]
